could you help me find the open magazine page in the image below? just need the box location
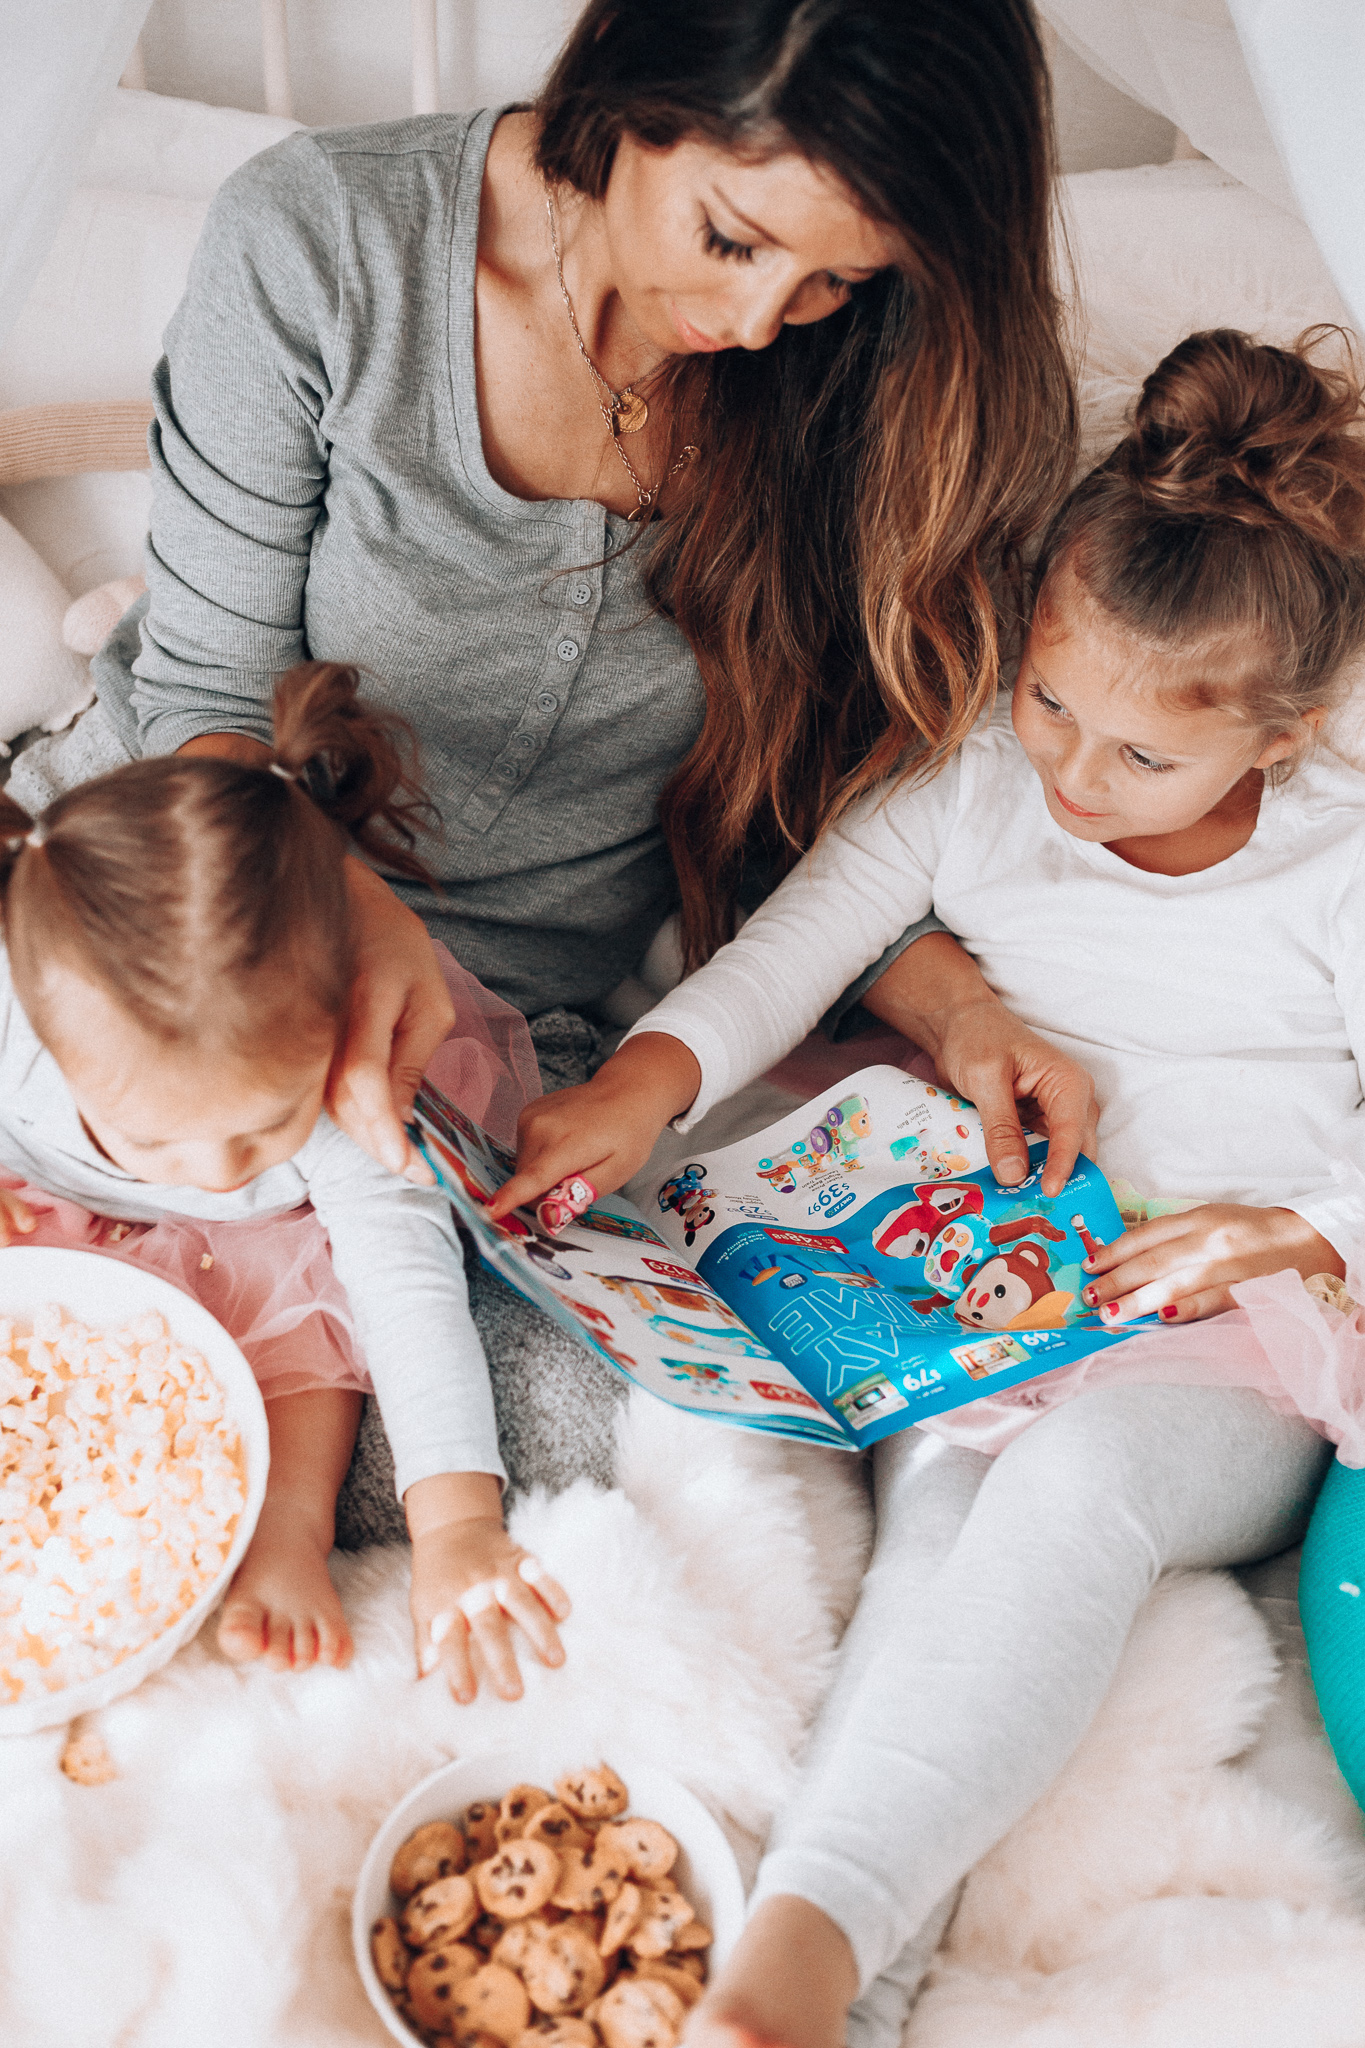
[646,1065,1144,1446]
[408,1084,851,1447]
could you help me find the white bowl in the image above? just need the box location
[0,1245,269,1736]
[353,1748,747,2048]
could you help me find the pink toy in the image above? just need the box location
[536,1174,597,1234]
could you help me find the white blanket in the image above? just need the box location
[4,1389,1365,2048]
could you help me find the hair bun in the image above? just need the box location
[1125,327,1365,550]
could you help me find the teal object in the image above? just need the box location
[1300,1457,1365,1809]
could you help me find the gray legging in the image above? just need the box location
[748,1383,1330,2042]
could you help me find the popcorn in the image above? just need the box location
[0,1304,246,1703]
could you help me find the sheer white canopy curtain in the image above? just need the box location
[1,0,152,353]
[1037,0,1365,326]
[4,4,1360,362]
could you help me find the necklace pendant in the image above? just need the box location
[613,389,649,435]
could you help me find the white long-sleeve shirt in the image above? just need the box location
[0,954,502,1498]
[629,700,1365,1266]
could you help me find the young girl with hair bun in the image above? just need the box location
[499,328,1365,2048]
[0,663,567,1701]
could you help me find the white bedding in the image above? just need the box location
[3,89,1365,2045]
[2,1379,1361,2048]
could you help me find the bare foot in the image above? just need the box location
[684,1897,857,2048]
[217,1497,353,1671]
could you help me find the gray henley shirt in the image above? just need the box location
[104,108,705,1018]
[96,106,939,1025]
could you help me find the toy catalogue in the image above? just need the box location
[409,1065,1143,1449]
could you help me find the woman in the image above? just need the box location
[63,0,1106,2015]
[77,0,1097,1659]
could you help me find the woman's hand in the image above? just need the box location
[488,1033,702,1221]
[1079,1204,1346,1325]
[328,860,456,1182]
[406,1473,571,1704]
[861,933,1099,1197]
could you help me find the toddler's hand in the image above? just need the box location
[1078,1203,1346,1325]
[409,1513,571,1705]
[0,1187,37,1245]
[489,1032,702,1221]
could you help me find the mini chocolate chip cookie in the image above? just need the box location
[474,1840,561,1919]
[625,1888,695,1960]
[451,1961,533,2043]
[522,1917,609,2016]
[406,1941,483,2030]
[551,1840,629,1914]
[594,1975,687,2048]
[670,1920,712,1952]
[512,2021,598,2048]
[401,1873,480,1951]
[555,1767,629,1822]
[490,1917,549,1975]
[497,1784,556,1842]
[595,1821,678,1886]
[629,1960,704,2009]
[369,1916,411,1993]
[599,1883,643,1958]
[391,1820,469,1899]
[523,1802,592,1853]
[463,1800,501,1860]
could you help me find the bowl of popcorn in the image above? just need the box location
[354,1753,746,2048]
[0,1246,267,1735]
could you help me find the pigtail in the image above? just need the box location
[0,790,37,908]
[0,664,441,1059]
[270,662,440,885]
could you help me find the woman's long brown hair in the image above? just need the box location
[538,0,1076,964]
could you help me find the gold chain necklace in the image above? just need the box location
[545,192,697,522]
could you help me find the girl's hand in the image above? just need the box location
[861,933,1099,1197]
[327,860,455,1184]
[489,1033,702,1221]
[1079,1204,1346,1325]
[406,1474,570,1704]
[0,1188,35,1245]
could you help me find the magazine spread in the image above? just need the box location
[410,1064,1146,1450]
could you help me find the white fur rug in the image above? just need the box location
[3,1395,1364,2048]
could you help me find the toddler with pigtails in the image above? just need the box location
[0,662,567,1701]
[496,329,1365,2048]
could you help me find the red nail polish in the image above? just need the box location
[1102,1303,1117,1319]
[1083,1286,1097,1306]
[1161,1305,1178,1320]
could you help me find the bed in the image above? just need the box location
[2,77,1365,2048]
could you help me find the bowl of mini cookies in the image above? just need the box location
[353,1752,746,2048]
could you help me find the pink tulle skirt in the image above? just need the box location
[921,1265,1365,1464]
[3,943,539,1404]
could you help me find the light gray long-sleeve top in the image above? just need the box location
[0,954,500,1499]
[97,107,706,1019]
